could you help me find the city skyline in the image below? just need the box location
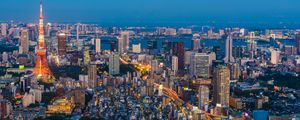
[1,0,300,27]
[1,0,300,119]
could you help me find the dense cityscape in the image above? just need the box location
[1,1,300,120]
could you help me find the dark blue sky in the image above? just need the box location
[1,0,300,26]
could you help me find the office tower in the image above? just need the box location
[34,0,53,83]
[84,47,90,65]
[223,34,234,63]
[118,31,130,54]
[109,53,120,75]
[88,63,97,89]
[230,63,240,80]
[190,53,210,78]
[296,33,300,54]
[132,43,141,53]
[172,42,185,71]
[271,49,280,65]
[20,29,29,54]
[213,65,230,107]
[192,33,201,51]
[57,31,67,56]
[95,38,101,53]
[198,85,209,111]
[172,56,178,73]
[1,23,7,37]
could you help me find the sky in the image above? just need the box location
[1,0,300,27]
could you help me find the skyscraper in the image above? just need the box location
[109,53,120,75]
[88,63,97,89]
[223,34,234,63]
[190,53,210,78]
[95,38,101,53]
[57,31,67,56]
[296,33,300,54]
[20,29,29,54]
[34,0,53,83]
[118,31,130,54]
[172,56,178,73]
[192,33,201,51]
[172,42,185,72]
[84,47,90,65]
[213,65,230,107]
[1,23,7,37]
[230,63,240,80]
[271,49,280,65]
[198,85,209,111]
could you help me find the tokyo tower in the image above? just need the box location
[34,0,53,83]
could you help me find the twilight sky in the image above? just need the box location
[1,0,300,26]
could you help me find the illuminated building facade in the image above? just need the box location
[20,29,29,54]
[46,98,74,115]
[118,31,130,54]
[57,31,67,56]
[213,65,230,107]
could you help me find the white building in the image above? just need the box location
[271,49,280,65]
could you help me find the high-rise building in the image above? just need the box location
[192,34,201,51]
[95,38,101,53]
[198,85,209,111]
[57,32,67,56]
[84,47,90,65]
[172,42,185,72]
[213,65,230,107]
[223,34,234,63]
[172,56,178,73]
[296,33,300,54]
[109,53,120,75]
[88,63,97,89]
[271,49,280,65]
[230,63,240,80]
[34,0,53,83]
[118,31,130,54]
[190,53,210,78]
[1,23,7,37]
[20,29,29,54]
